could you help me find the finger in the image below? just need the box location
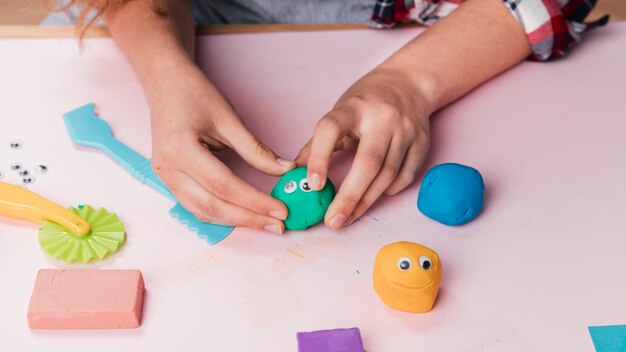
[346,136,411,224]
[170,171,285,234]
[324,130,392,230]
[385,137,429,195]
[221,120,296,176]
[305,113,354,190]
[294,138,313,166]
[336,135,359,152]
[187,142,289,220]
[295,134,358,166]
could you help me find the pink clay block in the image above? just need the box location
[27,269,145,329]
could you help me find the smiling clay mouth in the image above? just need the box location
[387,278,435,290]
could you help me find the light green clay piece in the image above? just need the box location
[38,205,126,263]
[271,167,336,230]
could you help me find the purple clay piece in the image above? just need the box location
[297,327,364,352]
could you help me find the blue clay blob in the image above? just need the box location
[417,163,485,226]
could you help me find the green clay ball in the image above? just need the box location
[271,167,336,230]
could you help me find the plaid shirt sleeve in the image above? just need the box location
[369,0,610,61]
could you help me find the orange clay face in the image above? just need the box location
[373,241,442,313]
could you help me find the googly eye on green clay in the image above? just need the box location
[283,180,297,193]
[270,167,336,231]
[299,179,312,192]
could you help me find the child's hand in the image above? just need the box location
[150,66,296,234]
[295,68,431,230]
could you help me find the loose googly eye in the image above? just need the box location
[283,180,297,194]
[18,169,29,177]
[419,256,432,270]
[396,257,412,271]
[10,162,21,170]
[35,165,48,174]
[299,179,312,192]
[9,140,22,149]
[22,176,34,185]
[0,171,3,179]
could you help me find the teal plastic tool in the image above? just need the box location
[588,325,626,352]
[63,103,233,244]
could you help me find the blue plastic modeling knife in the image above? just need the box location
[63,103,233,245]
[588,325,626,352]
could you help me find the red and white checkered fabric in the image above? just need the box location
[370,0,610,61]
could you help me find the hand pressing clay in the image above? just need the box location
[417,163,485,226]
[373,241,442,313]
[271,167,335,230]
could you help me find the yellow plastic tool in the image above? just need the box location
[0,182,90,235]
[0,181,126,262]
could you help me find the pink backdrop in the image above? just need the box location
[1,23,625,351]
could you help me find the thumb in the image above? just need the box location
[224,121,296,176]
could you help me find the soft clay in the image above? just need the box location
[417,163,485,226]
[271,167,335,230]
[297,327,364,352]
[28,269,145,329]
[373,241,442,313]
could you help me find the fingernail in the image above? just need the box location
[270,210,286,220]
[277,158,295,167]
[328,213,347,229]
[309,173,322,190]
[345,215,356,226]
[264,223,283,235]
